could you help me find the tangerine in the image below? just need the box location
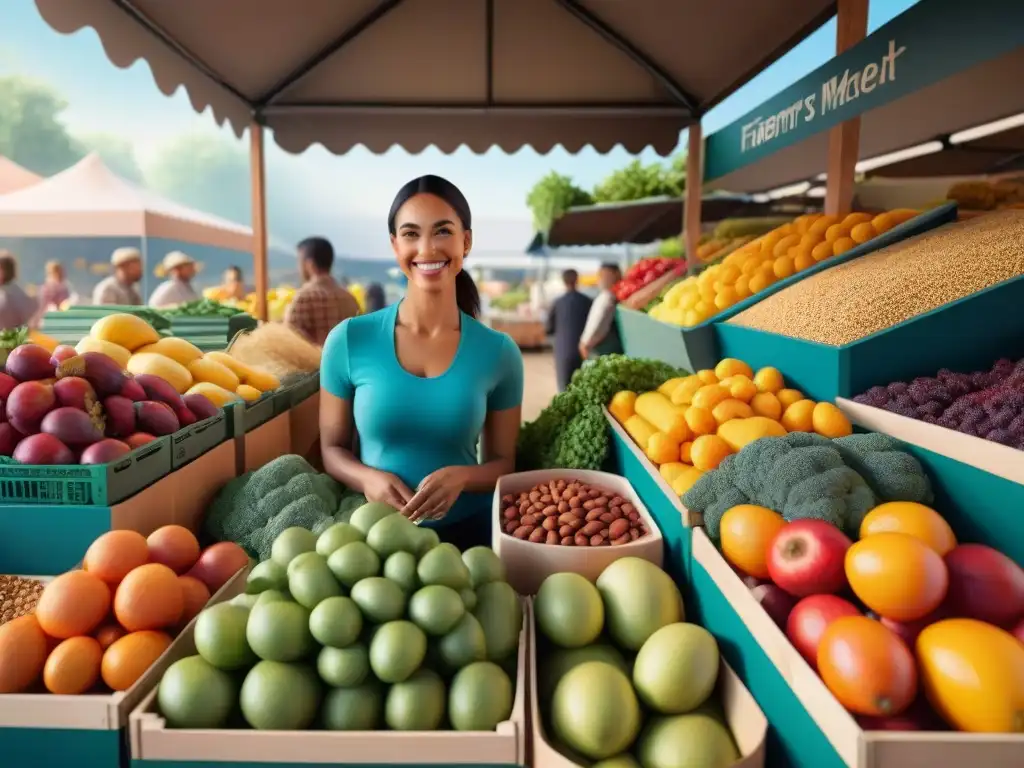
[146,525,201,574]
[43,636,103,694]
[35,570,112,639]
[114,563,184,632]
[101,630,172,691]
[83,530,149,584]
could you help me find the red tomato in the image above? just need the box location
[766,520,852,597]
[786,594,861,669]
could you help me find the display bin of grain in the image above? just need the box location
[716,211,1024,402]
[604,407,696,584]
[617,204,958,373]
[0,567,248,768]
[527,599,768,768]
[127,599,530,767]
[690,528,1024,768]
[493,469,663,595]
[0,575,45,627]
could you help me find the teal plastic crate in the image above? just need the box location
[0,504,121,574]
[607,410,692,585]
[717,273,1024,402]
[170,412,229,469]
[0,437,171,506]
[618,203,958,372]
[5,727,122,768]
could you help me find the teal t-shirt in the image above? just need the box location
[321,302,524,527]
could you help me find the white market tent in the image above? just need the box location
[0,153,254,252]
[0,156,43,195]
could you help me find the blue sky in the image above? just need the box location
[0,0,918,250]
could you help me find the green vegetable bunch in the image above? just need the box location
[163,298,241,318]
[0,326,29,368]
[517,354,686,471]
[683,431,933,541]
[205,454,364,560]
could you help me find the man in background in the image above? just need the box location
[93,247,143,306]
[546,269,592,392]
[0,250,37,330]
[38,260,71,314]
[149,251,199,308]
[286,237,360,346]
[221,266,247,301]
[579,262,624,361]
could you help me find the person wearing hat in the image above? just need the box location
[149,251,200,308]
[92,247,144,306]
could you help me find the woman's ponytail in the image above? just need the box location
[455,269,481,318]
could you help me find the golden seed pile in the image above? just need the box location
[0,574,45,625]
[728,210,1024,346]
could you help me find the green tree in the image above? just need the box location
[525,171,594,233]
[75,132,144,183]
[145,133,252,224]
[592,159,684,203]
[0,75,83,175]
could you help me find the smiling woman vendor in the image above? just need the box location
[319,175,524,550]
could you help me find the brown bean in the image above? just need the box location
[568,496,582,509]
[608,519,630,539]
[558,512,577,526]
[590,534,607,546]
[588,489,602,500]
[585,509,603,522]
[561,536,574,546]
[574,533,590,546]
[546,530,560,545]
[591,505,609,518]
[568,518,584,531]
[532,502,546,513]
[503,507,518,521]
[505,521,518,534]
[629,528,641,540]
[601,528,610,538]
[542,516,558,531]
[611,534,631,546]
[582,499,596,510]
[501,494,514,505]
[622,502,636,515]
[529,491,541,503]
[628,511,641,523]
[608,508,623,520]
[513,525,534,539]
[540,494,553,505]
[528,528,546,543]
[518,502,531,516]
[611,496,625,507]
[521,514,538,527]
[542,504,558,517]
[559,524,574,538]
[557,500,569,514]
[599,512,615,524]
[561,488,574,502]
[581,520,604,536]
[594,496,609,507]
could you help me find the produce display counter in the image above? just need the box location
[287,372,321,461]
[491,469,664,595]
[605,409,694,584]
[241,412,292,474]
[0,566,249,768]
[617,203,957,374]
[690,529,1024,768]
[128,600,530,768]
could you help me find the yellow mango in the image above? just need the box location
[76,337,131,369]
[90,313,160,351]
[236,384,262,403]
[135,337,204,368]
[608,391,637,423]
[623,415,657,452]
[187,358,241,392]
[716,416,787,452]
[242,367,281,393]
[671,466,706,496]
[127,352,192,393]
[645,432,681,466]
[185,382,242,408]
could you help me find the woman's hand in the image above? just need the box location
[363,470,415,511]
[402,467,467,522]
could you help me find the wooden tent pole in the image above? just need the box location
[684,121,703,273]
[824,0,869,215]
[249,121,269,322]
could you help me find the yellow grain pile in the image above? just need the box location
[228,322,322,378]
[728,210,1024,346]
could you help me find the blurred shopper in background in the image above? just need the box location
[579,262,624,360]
[287,236,361,346]
[221,265,247,301]
[149,251,199,308]
[38,260,71,314]
[364,282,387,313]
[545,269,592,391]
[0,250,38,330]
[93,247,144,306]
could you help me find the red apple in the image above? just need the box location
[750,582,797,629]
[944,544,1024,628]
[766,520,852,597]
[786,594,861,669]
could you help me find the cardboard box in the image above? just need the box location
[288,388,320,459]
[527,600,767,768]
[243,412,291,473]
[128,598,531,765]
[493,469,664,595]
[692,527,1024,767]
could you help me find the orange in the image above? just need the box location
[811,241,833,261]
[849,222,876,244]
[811,402,853,437]
[691,384,731,411]
[752,367,784,393]
[817,616,917,717]
[83,530,150,585]
[0,615,48,693]
[714,358,753,380]
[780,399,815,432]
[101,631,172,691]
[35,570,112,639]
[776,388,804,409]
[719,505,785,579]
[684,406,717,437]
[114,563,184,632]
[695,369,719,385]
[690,435,732,471]
[859,502,957,555]
[44,636,103,695]
[94,623,127,651]
[845,532,948,621]
[646,432,681,466]
[832,237,856,256]
[723,376,757,403]
[147,525,201,575]
[712,398,754,424]
[772,256,795,279]
[749,392,782,420]
[916,619,1024,733]
[793,251,815,271]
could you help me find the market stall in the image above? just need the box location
[0,156,42,196]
